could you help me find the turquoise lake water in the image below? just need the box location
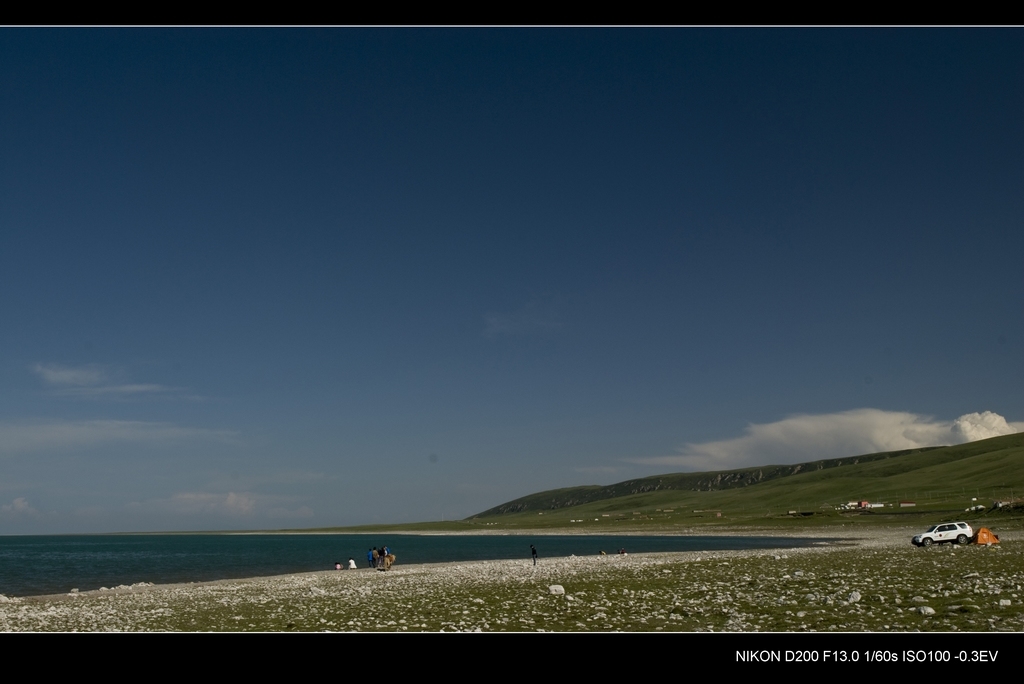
[0,533,827,597]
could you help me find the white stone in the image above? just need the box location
[548,585,565,595]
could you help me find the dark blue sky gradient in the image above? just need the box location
[1,30,1021,531]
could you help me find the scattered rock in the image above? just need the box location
[548,585,565,595]
[999,599,1012,607]
[912,596,927,603]
[918,606,936,616]
[848,591,861,603]
[963,572,980,579]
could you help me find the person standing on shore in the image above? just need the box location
[531,544,538,566]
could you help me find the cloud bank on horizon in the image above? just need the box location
[635,410,1022,471]
[0,419,238,454]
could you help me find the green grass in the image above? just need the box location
[451,433,1024,531]
[277,434,1024,535]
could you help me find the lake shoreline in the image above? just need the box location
[0,528,850,599]
[3,527,1020,632]
[10,527,884,604]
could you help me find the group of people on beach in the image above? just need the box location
[331,542,623,573]
[331,545,396,571]
[367,545,395,570]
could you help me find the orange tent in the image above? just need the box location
[973,528,1000,545]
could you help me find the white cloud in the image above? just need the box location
[223,492,256,515]
[33,363,107,386]
[32,363,178,398]
[952,412,1019,442]
[52,384,173,398]
[1,497,38,517]
[0,420,238,454]
[634,409,1020,471]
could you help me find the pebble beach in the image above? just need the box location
[2,527,1021,632]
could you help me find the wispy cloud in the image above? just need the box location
[51,384,174,398]
[127,491,257,517]
[0,420,238,454]
[126,492,313,519]
[483,301,562,338]
[632,409,1021,471]
[32,363,181,399]
[32,363,107,386]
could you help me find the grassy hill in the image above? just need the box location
[464,432,1024,530]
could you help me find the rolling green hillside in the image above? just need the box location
[467,432,1024,529]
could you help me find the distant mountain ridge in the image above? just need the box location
[471,445,951,517]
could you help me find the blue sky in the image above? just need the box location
[1,29,1021,533]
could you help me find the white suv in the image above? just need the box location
[912,522,973,546]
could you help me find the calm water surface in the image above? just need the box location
[0,533,828,597]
